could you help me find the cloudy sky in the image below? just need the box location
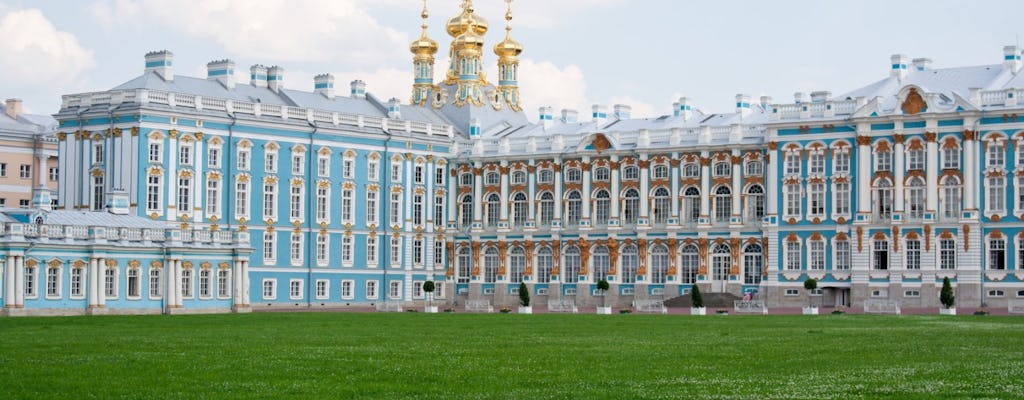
[2,0,1024,119]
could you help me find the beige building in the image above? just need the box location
[0,99,57,208]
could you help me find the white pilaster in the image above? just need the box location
[856,135,871,215]
[894,137,905,214]
[96,258,106,308]
[964,134,976,211]
[88,257,99,307]
[14,256,24,307]
[926,135,939,213]
[766,146,779,216]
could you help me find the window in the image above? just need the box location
[875,149,891,172]
[460,194,474,227]
[873,240,889,270]
[92,174,104,211]
[943,147,960,169]
[179,143,192,165]
[70,267,84,298]
[785,184,801,218]
[263,232,276,262]
[365,190,377,225]
[511,193,527,227]
[565,191,581,226]
[235,180,250,218]
[988,290,1005,297]
[744,160,762,176]
[366,235,378,264]
[48,167,59,182]
[45,266,60,297]
[988,177,1006,213]
[413,238,424,265]
[743,244,763,285]
[940,176,961,221]
[413,194,424,226]
[258,279,274,300]
[785,241,801,270]
[989,239,1006,270]
[414,165,424,184]
[593,190,610,225]
[483,247,499,283]
[208,147,220,168]
[341,235,353,264]
[652,187,670,224]
[389,193,401,226]
[18,199,28,208]
[908,148,925,171]
[623,166,639,181]
[784,153,800,175]
[342,158,355,180]
[683,163,699,178]
[652,165,669,179]
[1018,143,1024,168]
[206,179,220,216]
[435,167,445,186]
[651,245,669,284]
[180,268,192,298]
[237,149,251,170]
[341,280,355,299]
[906,177,925,220]
[834,151,850,174]
[622,189,639,224]
[485,193,500,227]
[874,180,893,221]
[988,141,1005,167]
[714,186,731,223]
[264,150,277,173]
[149,268,162,298]
[149,142,162,163]
[146,175,161,211]
[391,163,402,182]
[713,162,730,177]
[341,188,354,224]
[510,247,526,283]
[809,153,824,175]
[808,183,825,217]
[486,172,500,186]
[536,247,552,284]
[940,239,956,270]
[262,182,276,219]
[92,143,103,164]
[105,267,118,298]
[127,268,141,298]
[24,266,36,297]
[199,269,211,298]
[390,237,401,266]
[785,289,799,296]
[317,186,329,222]
[366,280,378,299]
[434,196,444,226]
[460,172,473,186]
[316,280,329,300]
[218,269,230,298]
[290,186,303,221]
[290,233,303,265]
[746,185,765,222]
[809,240,825,270]
[904,290,920,298]
[562,246,580,283]
[538,169,553,183]
[594,167,609,182]
[0,163,6,177]
[538,192,554,226]
[434,240,444,265]
[368,159,379,181]
[906,240,921,270]
[389,281,401,299]
[680,245,698,284]
[511,170,526,184]
[289,279,302,300]
[317,234,329,266]
[683,187,700,223]
[178,177,192,212]
[291,153,304,175]
[318,155,330,177]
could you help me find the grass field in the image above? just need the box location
[1,313,1023,399]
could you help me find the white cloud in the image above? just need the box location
[517,59,588,115]
[90,0,409,67]
[0,9,95,86]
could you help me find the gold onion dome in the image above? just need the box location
[494,5,522,58]
[446,0,488,38]
[410,2,438,55]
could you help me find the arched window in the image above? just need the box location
[459,194,473,228]
[485,193,500,227]
[536,247,553,283]
[510,246,526,283]
[714,186,731,223]
[593,190,610,226]
[713,162,730,177]
[745,185,765,222]
[460,172,472,186]
[565,191,582,226]
[485,172,500,186]
[511,192,528,227]
[650,244,669,284]
[538,192,554,226]
[743,243,763,285]
[592,245,610,282]
[653,164,669,179]
[873,179,893,221]
[563,246,580,283]
[682,187,700,223]
[620,244,638,284]
[712,244,732,281]
[593,167,610,182]
[940,176,961,221]
[538,169,554,183]
[565,168,582,183]
[652,187,670,224]
[511,170,526,185]
[623,188,640,224]
[680,244,699,284]
[906,177,925,220]
[484,247,499,283]
[683,163,699,178]
[623,165,639,181]
[457,246,471,283]
[744,160,763,176]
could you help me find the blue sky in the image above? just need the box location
[2,0,1023,120]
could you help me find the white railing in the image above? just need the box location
[375,301,403,312]
[863,300,901,315]
[635,300,668,314]
[1008,300,1024,314]
[465,300,494,313]
[547,299,578,313]
[734,300,768,314]
[105,228,120,240]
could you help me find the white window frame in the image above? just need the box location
[262,279,276,300]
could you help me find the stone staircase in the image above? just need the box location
[664,292,741,309]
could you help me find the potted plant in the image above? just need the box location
[596,279,612,314]
[940,277,956,315]
[690,285,706,315]
[518,282,532,314]
[423,280,438,313]
[802,278,819,315]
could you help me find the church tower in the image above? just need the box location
[409,0,438,106]
[444,0,489,107]
[493,0,523,112]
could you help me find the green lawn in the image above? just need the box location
[1,313,1023,399]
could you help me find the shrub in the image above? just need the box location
[691,285,704,308]
[423,281,435,308]
[804,278,818,307]
[518,282,530,307]
[597,279,610,308]
[940,277,955,309]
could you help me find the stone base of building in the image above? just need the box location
[165,307,233,315]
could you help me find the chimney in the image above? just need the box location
[144,50,174,81]
[735,94,751,115]
[592,104,608,125]
[387,98,402,119]
[561,109,578,123]
[810,91,832,103]
[912,58,932,71]
[890,54,909,79]
[676,97,693,121]
[538,106,554,129]
[613,104,631,120]
[267,66,284,93]
[759,95,773,109]
[793,92,806,104]
[350,80,366,99]
[4,98,22,119]
[249,65,268,88]
[1004,45,1022,74]
[206,59,235,89]
[314,74,335,99]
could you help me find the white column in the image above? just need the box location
[166,259,178,309]
[472,164,483,225]
[699,154,710,220]
[639,156,650,221]
[88,257,98,307]
[553,159,563,223]
[610,156,620,225]
[894,137,906,214]
[964,134,976,211]
[96,258,106,308]
[926,135,939,213]
[14,256,24,307]
[731,151,742,219]
[167,135,179,222]
[670,157,680,220]
[36,154,47,187]
[4,258,14,308]
[527,162,536,226]
[499,160,509,225]
[766,145,779,216]
[856,136,871,215]
[447,167,457,227]
[581,157,591,225]
[242,261,250,305]
[193,139,204,217]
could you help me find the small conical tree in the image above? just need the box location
[691,284,704,308]
[423,280,436,308]
[518,282,530,307]
[940,277,955,309]
[597,279,610,308]
[804,278,818,307]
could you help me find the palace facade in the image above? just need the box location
[34,0,1024,313]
